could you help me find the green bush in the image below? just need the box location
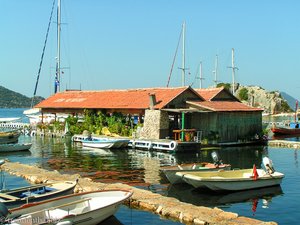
[238,88,249,101]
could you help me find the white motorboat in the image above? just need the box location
[3,189,133,225]
[177,167,284,191]
[161,162,231,184]
[0,143,32,152]
[81,138,129,149]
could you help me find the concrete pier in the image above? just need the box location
[2,161,277,225]
[268,140,300,149]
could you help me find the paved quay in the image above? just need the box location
[2,161,277,225]
[268,140,300,149]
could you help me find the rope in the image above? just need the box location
[31,0,56,108]
[166,27,183,87]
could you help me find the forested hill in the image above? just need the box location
[0,86,44,108]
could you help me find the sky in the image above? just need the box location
[1,0,300,100]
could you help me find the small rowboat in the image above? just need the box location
[161,162,231,184]
[2,189,133,225]
[1,180,77,209]
[0,143,32,152]
[177,166,284,191]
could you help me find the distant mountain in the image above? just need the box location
[0,86,44,108]
[280,92,299,110]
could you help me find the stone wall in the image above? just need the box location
[141,110,169,139]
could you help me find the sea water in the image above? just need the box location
[1,108,299,225]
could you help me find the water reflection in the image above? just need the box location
[166,183,283,210]
[14,136,285,213]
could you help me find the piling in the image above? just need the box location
[2,161,277,225]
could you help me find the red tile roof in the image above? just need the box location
[187,101,263,112]
[195,87,224,101]
[35,87,195,110]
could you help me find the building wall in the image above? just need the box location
[141,109,169,139]
[190,111,262,142]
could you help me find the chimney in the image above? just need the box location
[149,93,156,109]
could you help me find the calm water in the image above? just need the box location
[1,109,300,225]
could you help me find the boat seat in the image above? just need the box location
[210,176,224,179]
[243,173,253,178]
[0,193,20,200]
[47,208,75,220]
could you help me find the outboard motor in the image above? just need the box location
[0,202,9,221]
[263,156,275,174]
[211,151,223,167]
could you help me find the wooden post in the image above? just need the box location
[181,112,185,141]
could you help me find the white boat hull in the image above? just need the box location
[7,190,133,225]
[178,169,284,191]
[81,138,129,149]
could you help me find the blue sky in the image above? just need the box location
[1,0,300,100]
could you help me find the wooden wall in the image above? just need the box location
[190,111,262,142]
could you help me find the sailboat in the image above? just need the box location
[24,0,67,125]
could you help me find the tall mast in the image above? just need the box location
[199,61,204,88]
[179,21,186,86]
[213,54,218,87]
[55,0,61,93]
[228,48,238,95]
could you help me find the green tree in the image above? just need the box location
[238,88,249,101]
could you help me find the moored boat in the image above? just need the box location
[0,180,77,208]
[0,131,20,144]
[161,162,231,184]
[177,165,284,191]
[271,122,300,135]
[81,137,129,149]
[0,143,32,153]
[3,189,133,225]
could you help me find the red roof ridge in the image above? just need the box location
[64,86,189,93]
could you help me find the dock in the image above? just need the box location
[2,161,277,225]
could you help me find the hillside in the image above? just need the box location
[235,85,295,114]
[0,86,44,108]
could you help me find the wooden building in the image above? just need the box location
[34,86,263,143]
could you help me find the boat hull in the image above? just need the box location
[0,131,20,144]
[81,138,129,149]
[178,169,284,191]
[8,190,133,225]
[0,143,32,152]
[271,126,300,135]
[2,181,77,209]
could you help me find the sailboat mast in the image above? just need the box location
[55,0,61,93]
[231,48,235,94]
[181,21,186,86]
[199,61,203,88]
[228,48,238,95]
[213,54,218,87]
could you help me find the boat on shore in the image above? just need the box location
[0,143,32,153]
[3,189,133,225]
[161,162,231,184]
